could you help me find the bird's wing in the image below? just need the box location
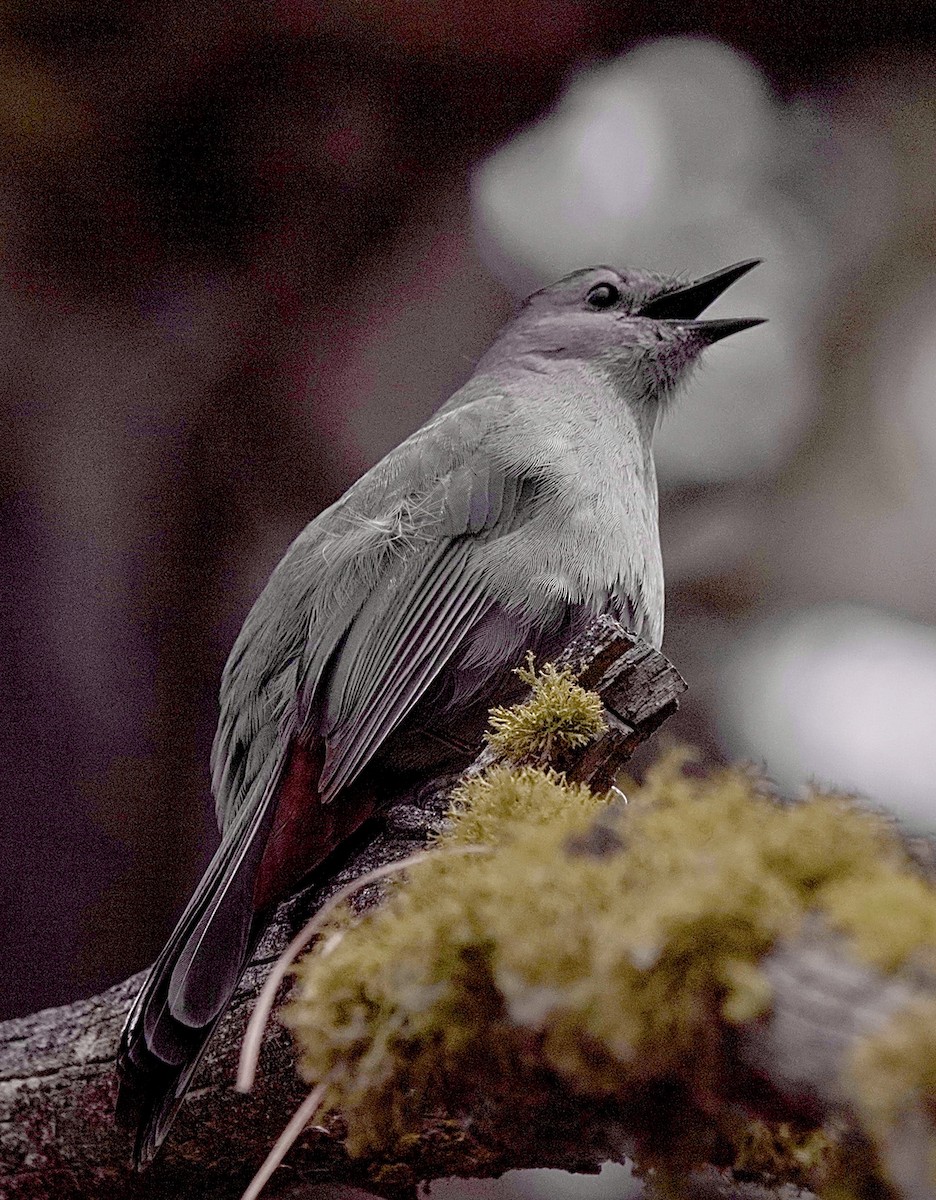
[211,601,355,832]
[209,397,523,829]
[311,452,531,801]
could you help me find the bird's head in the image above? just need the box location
[480,260,764,412]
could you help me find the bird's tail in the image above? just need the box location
[116,780,279,1168]
[116,737,379,1166]
[115,1003,230,1168]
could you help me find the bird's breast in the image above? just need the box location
[478,482,663,647]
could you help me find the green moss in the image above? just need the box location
[437,764,610,849]
[281,687,936,1192]
[846,998,936,1187]
[484,654,606,762]
[731,1120,835,1183]
[822,871,936,974]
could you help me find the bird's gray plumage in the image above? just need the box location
[116,259,763,1165]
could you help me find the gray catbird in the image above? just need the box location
[116,260,763,1164]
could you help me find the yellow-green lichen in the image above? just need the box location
[846,997,936,1180]
[822,870,936,974]
[484,654,606,762]
[282,734,936,1190]
[437,763,610,849]
[731,1120,835,1184]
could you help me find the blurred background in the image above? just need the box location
[4,0,936,1064]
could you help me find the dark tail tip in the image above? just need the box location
[115,1073,168,1171]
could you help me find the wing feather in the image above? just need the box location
[323,541,453,724]
[318,549,492,799]
[291,456,522,802]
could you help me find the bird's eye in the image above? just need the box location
[585,282,621,310]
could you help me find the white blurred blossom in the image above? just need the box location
[717,606,936,828]
[878,283,936,481]
[472,38,808,485]
[474,39,771,279]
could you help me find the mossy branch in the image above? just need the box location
[0,617,685,1200]
[6,616,936,1200]
[285,748,936,1199]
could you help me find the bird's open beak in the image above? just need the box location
[639,259,760,319]
[673,315,766,343]
[638,259,765,341]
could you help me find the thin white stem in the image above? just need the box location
[236,844,490,1093]
[238,1081,327,1200]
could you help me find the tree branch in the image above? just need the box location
[0,618,687,1200]
[7,619,934,1200]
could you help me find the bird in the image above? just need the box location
[116,258,763,1166]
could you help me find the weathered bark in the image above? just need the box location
[0,618,688,1200]
[8,619,935,1200]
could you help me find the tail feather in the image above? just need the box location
[116,758,285,1168]
[116,736,377,1168]
[116,1006,230,1167]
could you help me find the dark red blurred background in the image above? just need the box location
[3,1,936,1021]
